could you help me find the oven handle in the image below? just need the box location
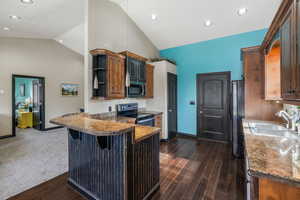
[137,117,155,124]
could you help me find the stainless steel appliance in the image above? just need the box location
[116,103,155,126]
[127,83,145,98]
[231,80,244,158]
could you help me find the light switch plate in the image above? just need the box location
[0,89,4,95]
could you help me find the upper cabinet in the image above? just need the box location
[264,36,281,100]
[90,49,155,100]
[120,51,148,83]
[295,0,300,98]
[280,4,296,99]
[90,49,125,100]
[262,0,300,101]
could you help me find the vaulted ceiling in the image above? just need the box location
[0,0,84,54]
[0,0,283,53]
[125,0,282,49]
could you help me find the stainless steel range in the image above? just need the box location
[116,103,155,127]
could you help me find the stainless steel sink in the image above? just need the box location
[248,122,298,138]
[248,121,300,155]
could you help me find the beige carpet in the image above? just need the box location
[0,128,68,199]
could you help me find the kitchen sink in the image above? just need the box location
[248,122,298,138]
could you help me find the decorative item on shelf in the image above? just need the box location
[61,83,79,96]
[94,74,99,89]
[125,71,130,87]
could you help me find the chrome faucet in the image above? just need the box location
[275,110,299,131]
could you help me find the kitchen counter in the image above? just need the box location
[50,113,161,200]
[91,113,136,123]
[50,113,161,142]
[243,119,300,186]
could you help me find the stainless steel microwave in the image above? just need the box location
[127,83,145,98]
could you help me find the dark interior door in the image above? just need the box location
[197,72,230,142]
[167,73,177,140]
[32,79,45,130]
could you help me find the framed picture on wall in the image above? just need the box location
[61,83,79,96]
[19,84,25,97]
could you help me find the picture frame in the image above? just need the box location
[61,83,79,96]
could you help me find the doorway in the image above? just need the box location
[167,73,178,140]
[12,75,45,136]
[196,72,230,142]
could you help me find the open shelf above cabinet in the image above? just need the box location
[264,38,281,100]
[90,49,126,100]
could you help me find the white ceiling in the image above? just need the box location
[0,0,283,52]
[126,0,282,50]
[0,0,84,39]
[54,23,85,55]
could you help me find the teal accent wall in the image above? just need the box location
[160,29,268,135]
[15,78,37,104]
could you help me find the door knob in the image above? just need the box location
[168,109,172,112]
[199,111,203,114]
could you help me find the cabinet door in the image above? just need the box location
[127,57,139,82]
[296,0,300,98]
[145,64,154,98]
[107,55,125,99]
[280,6,296,99]
[138,61,146,82]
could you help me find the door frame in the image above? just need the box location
[196,71,231,142]
[12,74,46,137]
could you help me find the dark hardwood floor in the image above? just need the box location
[8,136,244,200]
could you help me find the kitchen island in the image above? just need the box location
[50,113,161,200]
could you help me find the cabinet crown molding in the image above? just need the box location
[90,49,125,59]
[119,50,148,62]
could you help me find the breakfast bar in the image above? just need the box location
[50,113,161,200]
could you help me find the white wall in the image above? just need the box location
[54,23,85,55]
[86,0,159,113]
[0,37,84,136]
[146,61,177,139]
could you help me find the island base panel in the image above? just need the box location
[68,129,160,200]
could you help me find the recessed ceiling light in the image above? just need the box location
[204,20,213,27]
[3,27,10,31]
[21,0,34,4]
[59,40,63,43]
[151,14,157,20]
[238,7,248,16]
[9,15,22,20]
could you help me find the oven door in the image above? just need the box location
[127,84,145,98]
[137,116,155,127]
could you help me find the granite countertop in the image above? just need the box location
[243,119,300,186]
[50,113,160,143]
[90,113,136,123]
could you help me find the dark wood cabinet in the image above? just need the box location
[107,55,125,99]
[155,114,163,138]
[145,64,154,98]
[295,0,300,98]
[127,57,146,83]
[242,46,282,121]
[120,51,147,84]
[280,4,296,99]
[90,49,125,99]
